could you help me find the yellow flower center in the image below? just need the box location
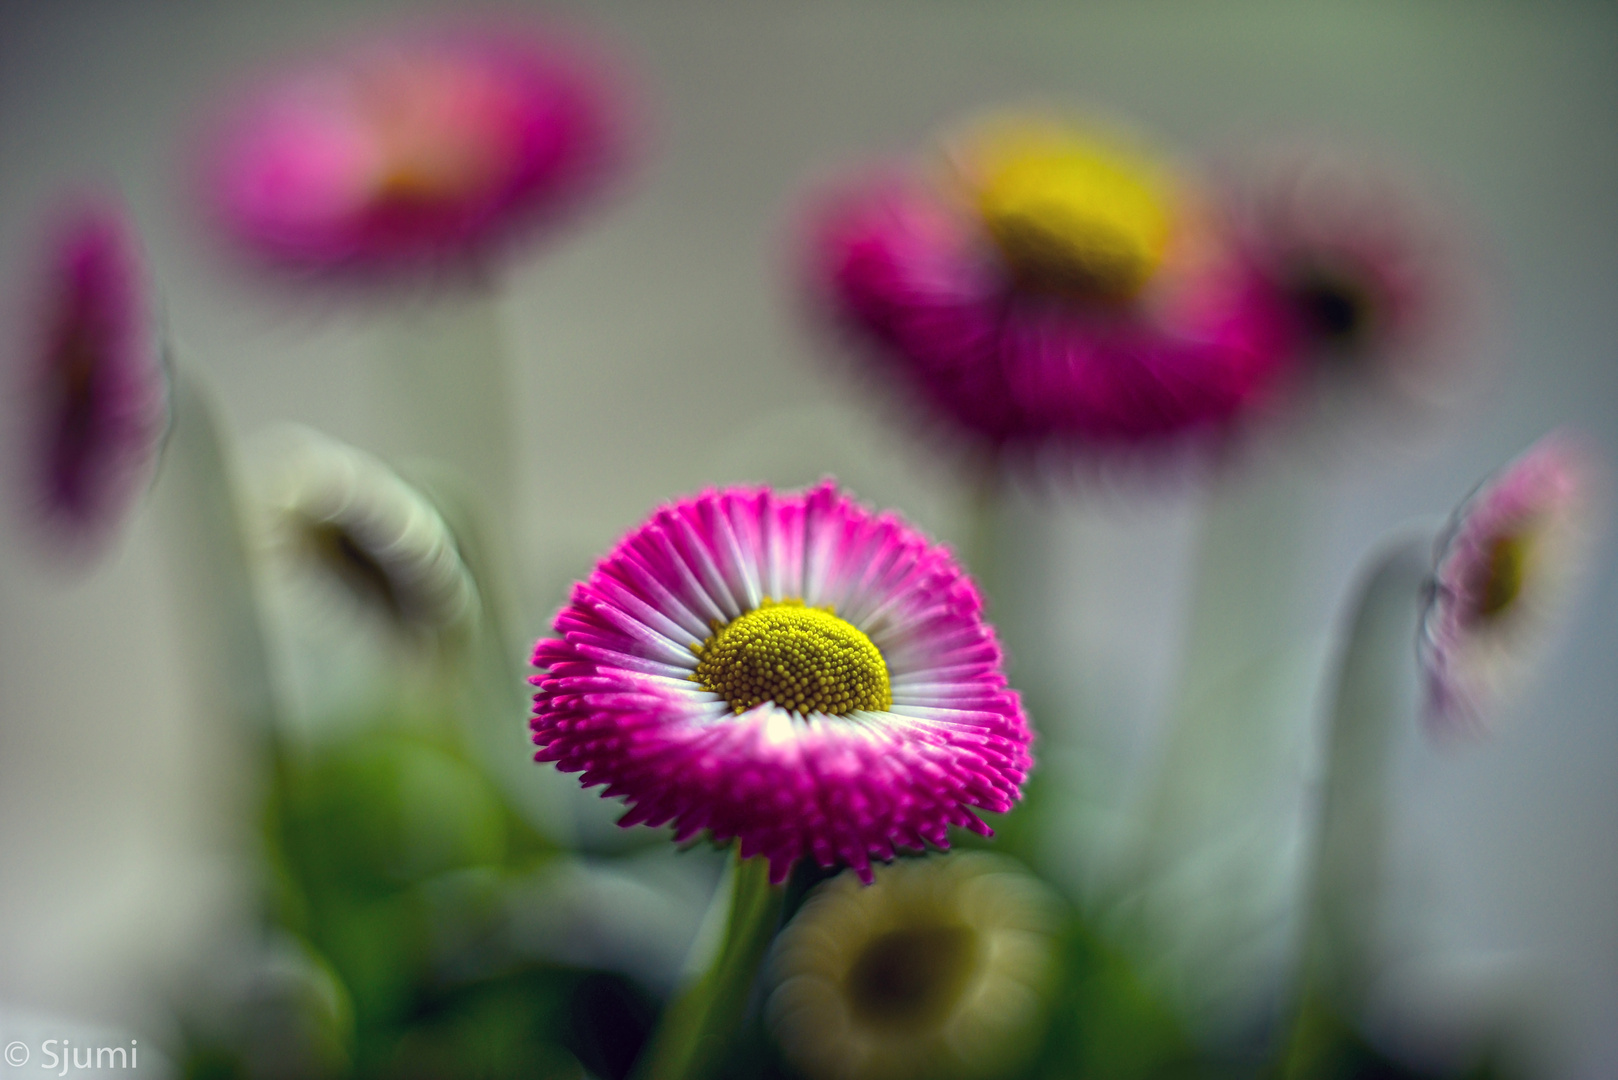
[844,923,980,1032]
[962,124,1174,301]
[692,598,891,716]
[1470,529,1533,624]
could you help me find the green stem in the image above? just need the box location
[634,852,785,1080]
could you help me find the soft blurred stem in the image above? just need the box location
[1124,456,1318,1026]
[407,464,578,848]
[635,852,785,1080]
[368,277,575,840]
[153,366,305,925]
[369,276,517,546]
[1280,534,1429,1076]
[1136,456,1313,862]
[155,367,279,746]
[961,468,1005,603]
[959,469,1061,865]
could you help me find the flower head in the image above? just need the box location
[1228,148,1470,409]
[766,853,1062,1080]
[809,113,1289,462]
[1420,434,1600,734]
[262,428,478,637]
[12,199,166,550]
[528,482,1032,883]
[202,23,634,276]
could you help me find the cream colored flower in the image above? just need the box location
[766,853,1062,1080]
[262,427,478,637]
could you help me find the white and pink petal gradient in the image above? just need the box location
[529,482,1032,884]
[1420,433,1602,735]
[200,23,636,276]
[11,199,167,554]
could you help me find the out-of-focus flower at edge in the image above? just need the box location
[766,853,1062,1080]
[198,22,636,278]
[1419,432,1601,736]
[1226,147,1474,414]
[807,113,1291,468]
[260,427,479,638]
[9,199,168,556]
[528,481,1032,884]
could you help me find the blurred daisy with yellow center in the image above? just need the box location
[811,110,1288,454]
[1420,433,1600,734]
[766,853,1062,1080]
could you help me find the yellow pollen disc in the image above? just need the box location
[1471,530,1534,624]
[692,598,891,716]
[960,122,1175,301]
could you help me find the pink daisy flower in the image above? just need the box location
[1420,434,1600,735]
[809,115,1290,461]
[528,482,1032,883]
[12,200,167,549]
[201,22,634,276]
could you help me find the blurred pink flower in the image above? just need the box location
[201,24,635,276]
[1226,148,1473,411]
[1420,433,1601,735]
[12,200,166,551]
[528,482,1032,884]
[808,115,1291,465]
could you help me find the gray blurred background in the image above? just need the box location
[0,1,1614,1076]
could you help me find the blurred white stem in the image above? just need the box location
[150,365,287,988]
[368,281,516,543]
[367,288,591,842]
[1124,455,1321,1035]
[154,367,280,747]
[1138,456,1315,872]
[1298,534,1428,1014]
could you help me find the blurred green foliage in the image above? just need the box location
[179,706,1523,1080]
